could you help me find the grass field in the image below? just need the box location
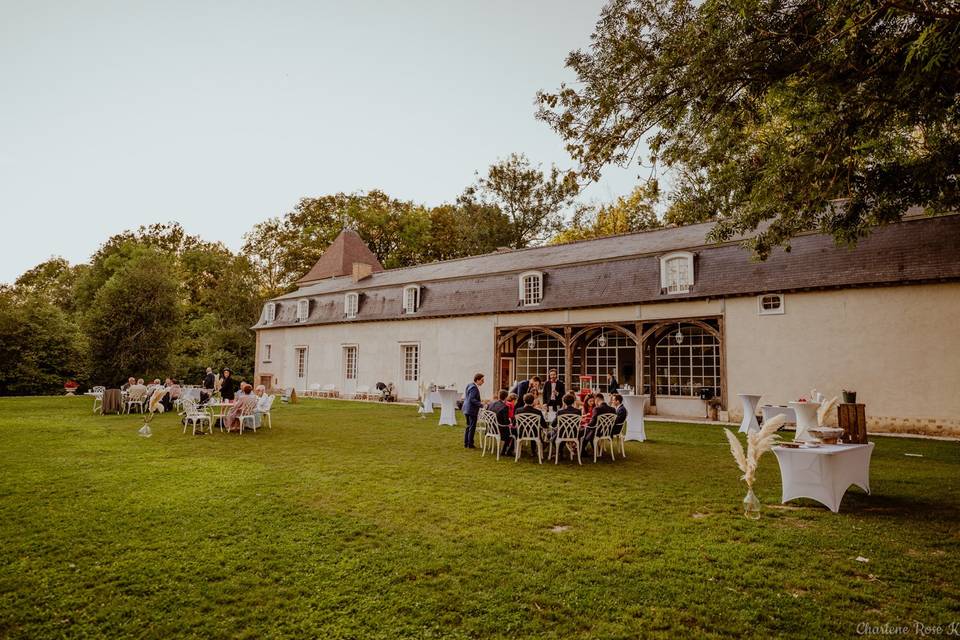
[0,396,957,639]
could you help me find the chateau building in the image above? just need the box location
[253,213,960,436]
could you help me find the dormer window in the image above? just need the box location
[403,285,420,314]
[660,252,694,294]
[519,271,543,306]
[264,302,276,324]
[345,292,359,319]
[296,299,309,322]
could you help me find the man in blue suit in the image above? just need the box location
[463,372,485,448]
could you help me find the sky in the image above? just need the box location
[0,0,643,284]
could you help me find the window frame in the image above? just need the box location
[342,344,358,380]
[294,346,308,380]
[262,344,272,363]
[264,302,276,324]
[758,293,785,315]
[659,252,695,294]
[344,292,359,319]
[402,285,420,314]
[296,299,309,322]
[400,342,420,382]
[518,271,544,307]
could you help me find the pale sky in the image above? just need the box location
[0,0,642,284]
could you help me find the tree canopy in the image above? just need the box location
[537,0,960,257]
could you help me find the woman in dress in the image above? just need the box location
[580,394,597,428]
[219,368,238,401]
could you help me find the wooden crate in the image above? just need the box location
[838,403,868,444]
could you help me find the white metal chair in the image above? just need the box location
[181,398,212,435]
[592,413,618,463]
[514,413,543,464]
[319,384,337,398]
[236,397,259,434]
[553,414,583,465]
[256,394,275,429]
[125,387,147,414]
[611,417,627,458]
[307,383,322,397]
[354,385,370,400]
[478,409,501,460]
[91,386,105,414]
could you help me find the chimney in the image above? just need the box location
[352,262,374,282]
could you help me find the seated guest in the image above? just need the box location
[580,394,597,428]
[486,389,514,456]
[552,393,581,426]
[236,382,253,398]
[121,377,135,392]
[253,385,271,428]
[583,393,617,451]
[611,393,627,436]
[515,393,548,428]
[159,378,178,412]
[505,393,518,420]
[223,392,257,433]
[137,378,145,386]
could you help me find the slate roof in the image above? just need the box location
[255,213,960,329]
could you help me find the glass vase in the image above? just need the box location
[743,487,761,520]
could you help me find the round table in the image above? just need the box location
[738,394,763,434]
[620,394,647,442]
[788,401,821,441]
[436,389,460,426]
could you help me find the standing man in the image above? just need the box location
[463,373,485,449]
[542,368,565,413]
[201,367,216,403]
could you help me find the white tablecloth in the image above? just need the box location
[761,405,796,425]
[436,389,459,426]
[738,394,762,434]
[620,394,647,442]
[788,401,821,441]
[772,442,874,513]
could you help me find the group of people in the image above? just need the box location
[119,367,272,434]
[461,369,628,458]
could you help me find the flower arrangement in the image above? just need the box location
[64,380,79,396]
[724,414,786,518]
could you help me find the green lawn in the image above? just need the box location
[0,397,957,639]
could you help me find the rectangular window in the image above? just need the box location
[404,287,419,314]
[666,258,691,293]
[295,347,308,379]
[343,346,357,380]
[265,303,276,324]
[297,299,309,322]
[402,344,419,382]
[345,294,358,318]
[263,344,272,362]
[523,275,542,305]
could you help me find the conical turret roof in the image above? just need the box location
[296,228,384,284]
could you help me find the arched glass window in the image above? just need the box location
[296,299,309,322]
[515,332,564,383]
[654,324,719,397]
[585,331,636,388]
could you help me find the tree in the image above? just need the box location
[84,250,180,386]
[461,153,580,249]
[0,291,86,395]
[423,202,514,262]
[537,0,960,258]
[552,182,663,244]
[12,258,85,312]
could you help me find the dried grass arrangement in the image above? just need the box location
[723,414,786,489]
[817,396,838,426]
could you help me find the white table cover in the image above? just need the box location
[788,401,821,442]
[772,442,874,513]
[620,394,647,442]
[436,389,460,426]
[738,394,762,434]
[761,405,796,425]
